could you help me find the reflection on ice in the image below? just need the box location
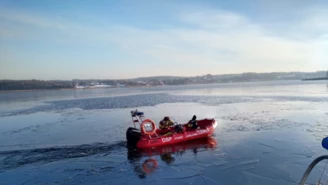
[127,137,217,178]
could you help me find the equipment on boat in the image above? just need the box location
[300,137,328,185]
[126,109,217,149]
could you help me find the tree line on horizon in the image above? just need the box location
[0,80,74,91]
[0,71,326,91]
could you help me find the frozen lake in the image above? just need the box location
[0,80,328,185]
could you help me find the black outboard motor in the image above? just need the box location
[126,127,141,146]
[126,110,144,146]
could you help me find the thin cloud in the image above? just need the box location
[0,5,327,79]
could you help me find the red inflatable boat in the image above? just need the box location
[141,136,217,156]
[126,110,217,149]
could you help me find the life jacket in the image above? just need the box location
[160,118,173,129]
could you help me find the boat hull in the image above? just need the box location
[136,119,217,149]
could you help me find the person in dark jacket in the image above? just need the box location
[187,115,198,130]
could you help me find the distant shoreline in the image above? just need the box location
[0,88,75,93]
[0,86,156,92]
[302,77,328,81]
[1,70,327,91]
[1,79,326,93]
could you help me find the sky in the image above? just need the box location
[0,0,327,80]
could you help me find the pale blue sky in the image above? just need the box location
[1,0,327,80]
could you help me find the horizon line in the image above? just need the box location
[1,70,326,81]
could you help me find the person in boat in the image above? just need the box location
[187,115,198,130]
[159,116,174,136]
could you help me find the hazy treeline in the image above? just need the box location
[1,71,326,91]
[0,80,74,91]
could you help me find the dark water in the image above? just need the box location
[0,80,328,184]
